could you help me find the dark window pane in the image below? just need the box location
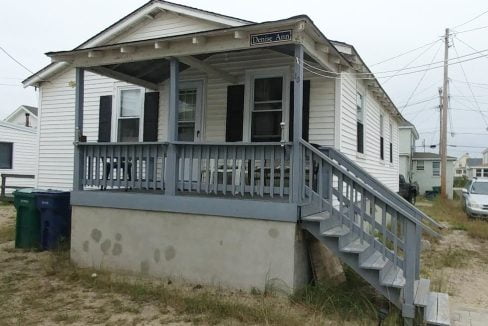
[0,142,13,169]
[251,111,282,142]
[357,122,364,153]
[178,122,195,141]
[254,102,282,111]
[390,142,393,163]
[118,118,139,142]
[254,77,283,102]
[380,137,384,160]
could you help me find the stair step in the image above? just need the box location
[302,211,330,222]
[360,251,388,270]
[322,225,350,237]
[380,265,405,288]
[414,278,431,307]
[340,238,370,253]
[426,292,450,325]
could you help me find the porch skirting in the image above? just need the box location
[70,206,311,291]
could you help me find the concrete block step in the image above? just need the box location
[414,278,431,307]
[359,250,388,270]
[426,292,450,325]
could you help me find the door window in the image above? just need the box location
[177,82,203,142]
[251,77,284,142]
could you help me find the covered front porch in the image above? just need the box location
[53,17,347,218]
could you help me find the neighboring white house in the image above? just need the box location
[398,119,418,182]
[19,2,450,323]
[454,152,470,177]
[0,106,38,193]
[465,150,488,179]
[412,152,455,199]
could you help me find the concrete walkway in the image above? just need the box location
[451,305,488,326]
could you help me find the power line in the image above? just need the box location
[0,46,33,74]
[370,39,442,67]
[452,9,488,29]
[451,38,488,127]
[400,42,443,112]
[453,24,488,35]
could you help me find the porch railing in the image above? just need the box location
[78,142,292,199]
[79,142,169,191]
[175,142,292,199]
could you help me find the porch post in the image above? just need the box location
[166,58,179,195]
[292,44,304,203]
[73,67,85,191]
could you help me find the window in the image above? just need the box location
[417,161,424,171]
[477,169,483,177]
[380,113,384,160]
[251,77,284,142]
[178,88,198,141]
[484,169,488,178]
[0,142,13,169]
[389,122,393,163]
[356,93,364,153]
[433,161,440,176]
[117,88,143,142]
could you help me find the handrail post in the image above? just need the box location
[403,218,417,322]
[73,67,85,191]
[166,58,179,195]
[292,44,304,205]
[415,223,421,279]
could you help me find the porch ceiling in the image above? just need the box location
[86,46,310,89]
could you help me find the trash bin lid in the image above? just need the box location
[36,189,70,197]
[13,188,43,197]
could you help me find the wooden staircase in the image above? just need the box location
[298,141,450,325]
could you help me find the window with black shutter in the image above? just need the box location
[0,142,13,169]
[356,93,364,153]
[143,92,159,142]
[380,113,384,160]
[98,95,112,142]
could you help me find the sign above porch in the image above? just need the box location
[250,30,292,46]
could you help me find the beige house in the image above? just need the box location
[412,152,455,199]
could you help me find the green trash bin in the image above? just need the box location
[13,188,41,249]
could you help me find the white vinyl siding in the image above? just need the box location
[339,72,400,191]
[111,12,223,43]
[0,123,37,191]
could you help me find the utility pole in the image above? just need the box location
[438,87,443,157]
[441,28,449,199]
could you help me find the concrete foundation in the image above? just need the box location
[71,206,311,292]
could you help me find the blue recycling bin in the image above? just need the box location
[36,190,71,250]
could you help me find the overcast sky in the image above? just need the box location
[1,0,487,157]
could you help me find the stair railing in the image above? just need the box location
[299,140,439,319]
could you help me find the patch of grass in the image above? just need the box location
[43,250,311,325]
[419,197,488,240]
[291,267,400,324]
[422,246,471,270]
[0,222,14,244]
[52,313,79,324]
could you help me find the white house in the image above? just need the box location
[412,152,455,199]
[0,106,38,194]
[398,119,418,182]
[466,152,488,179]
[21,1,448,323]
[454,153,470,177]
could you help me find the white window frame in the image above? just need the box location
[112,86,145,142]
[177,80,205,143]
[417,160,424,171]
[432,161,440,177]
[243,67,291,142]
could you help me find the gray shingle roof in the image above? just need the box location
[22,105,38,116]
[412,152,456,160]
[467,158,483,166]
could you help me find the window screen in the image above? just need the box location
[251,77,283,142]
[433,161,440,176]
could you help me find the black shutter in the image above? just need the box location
[289,80,311,142]
[98,95,112,142]
[143,92,160,142]
[225,85,245,142]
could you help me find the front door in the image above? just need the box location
[177,81,203,142]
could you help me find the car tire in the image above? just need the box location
[408,193,416,205]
